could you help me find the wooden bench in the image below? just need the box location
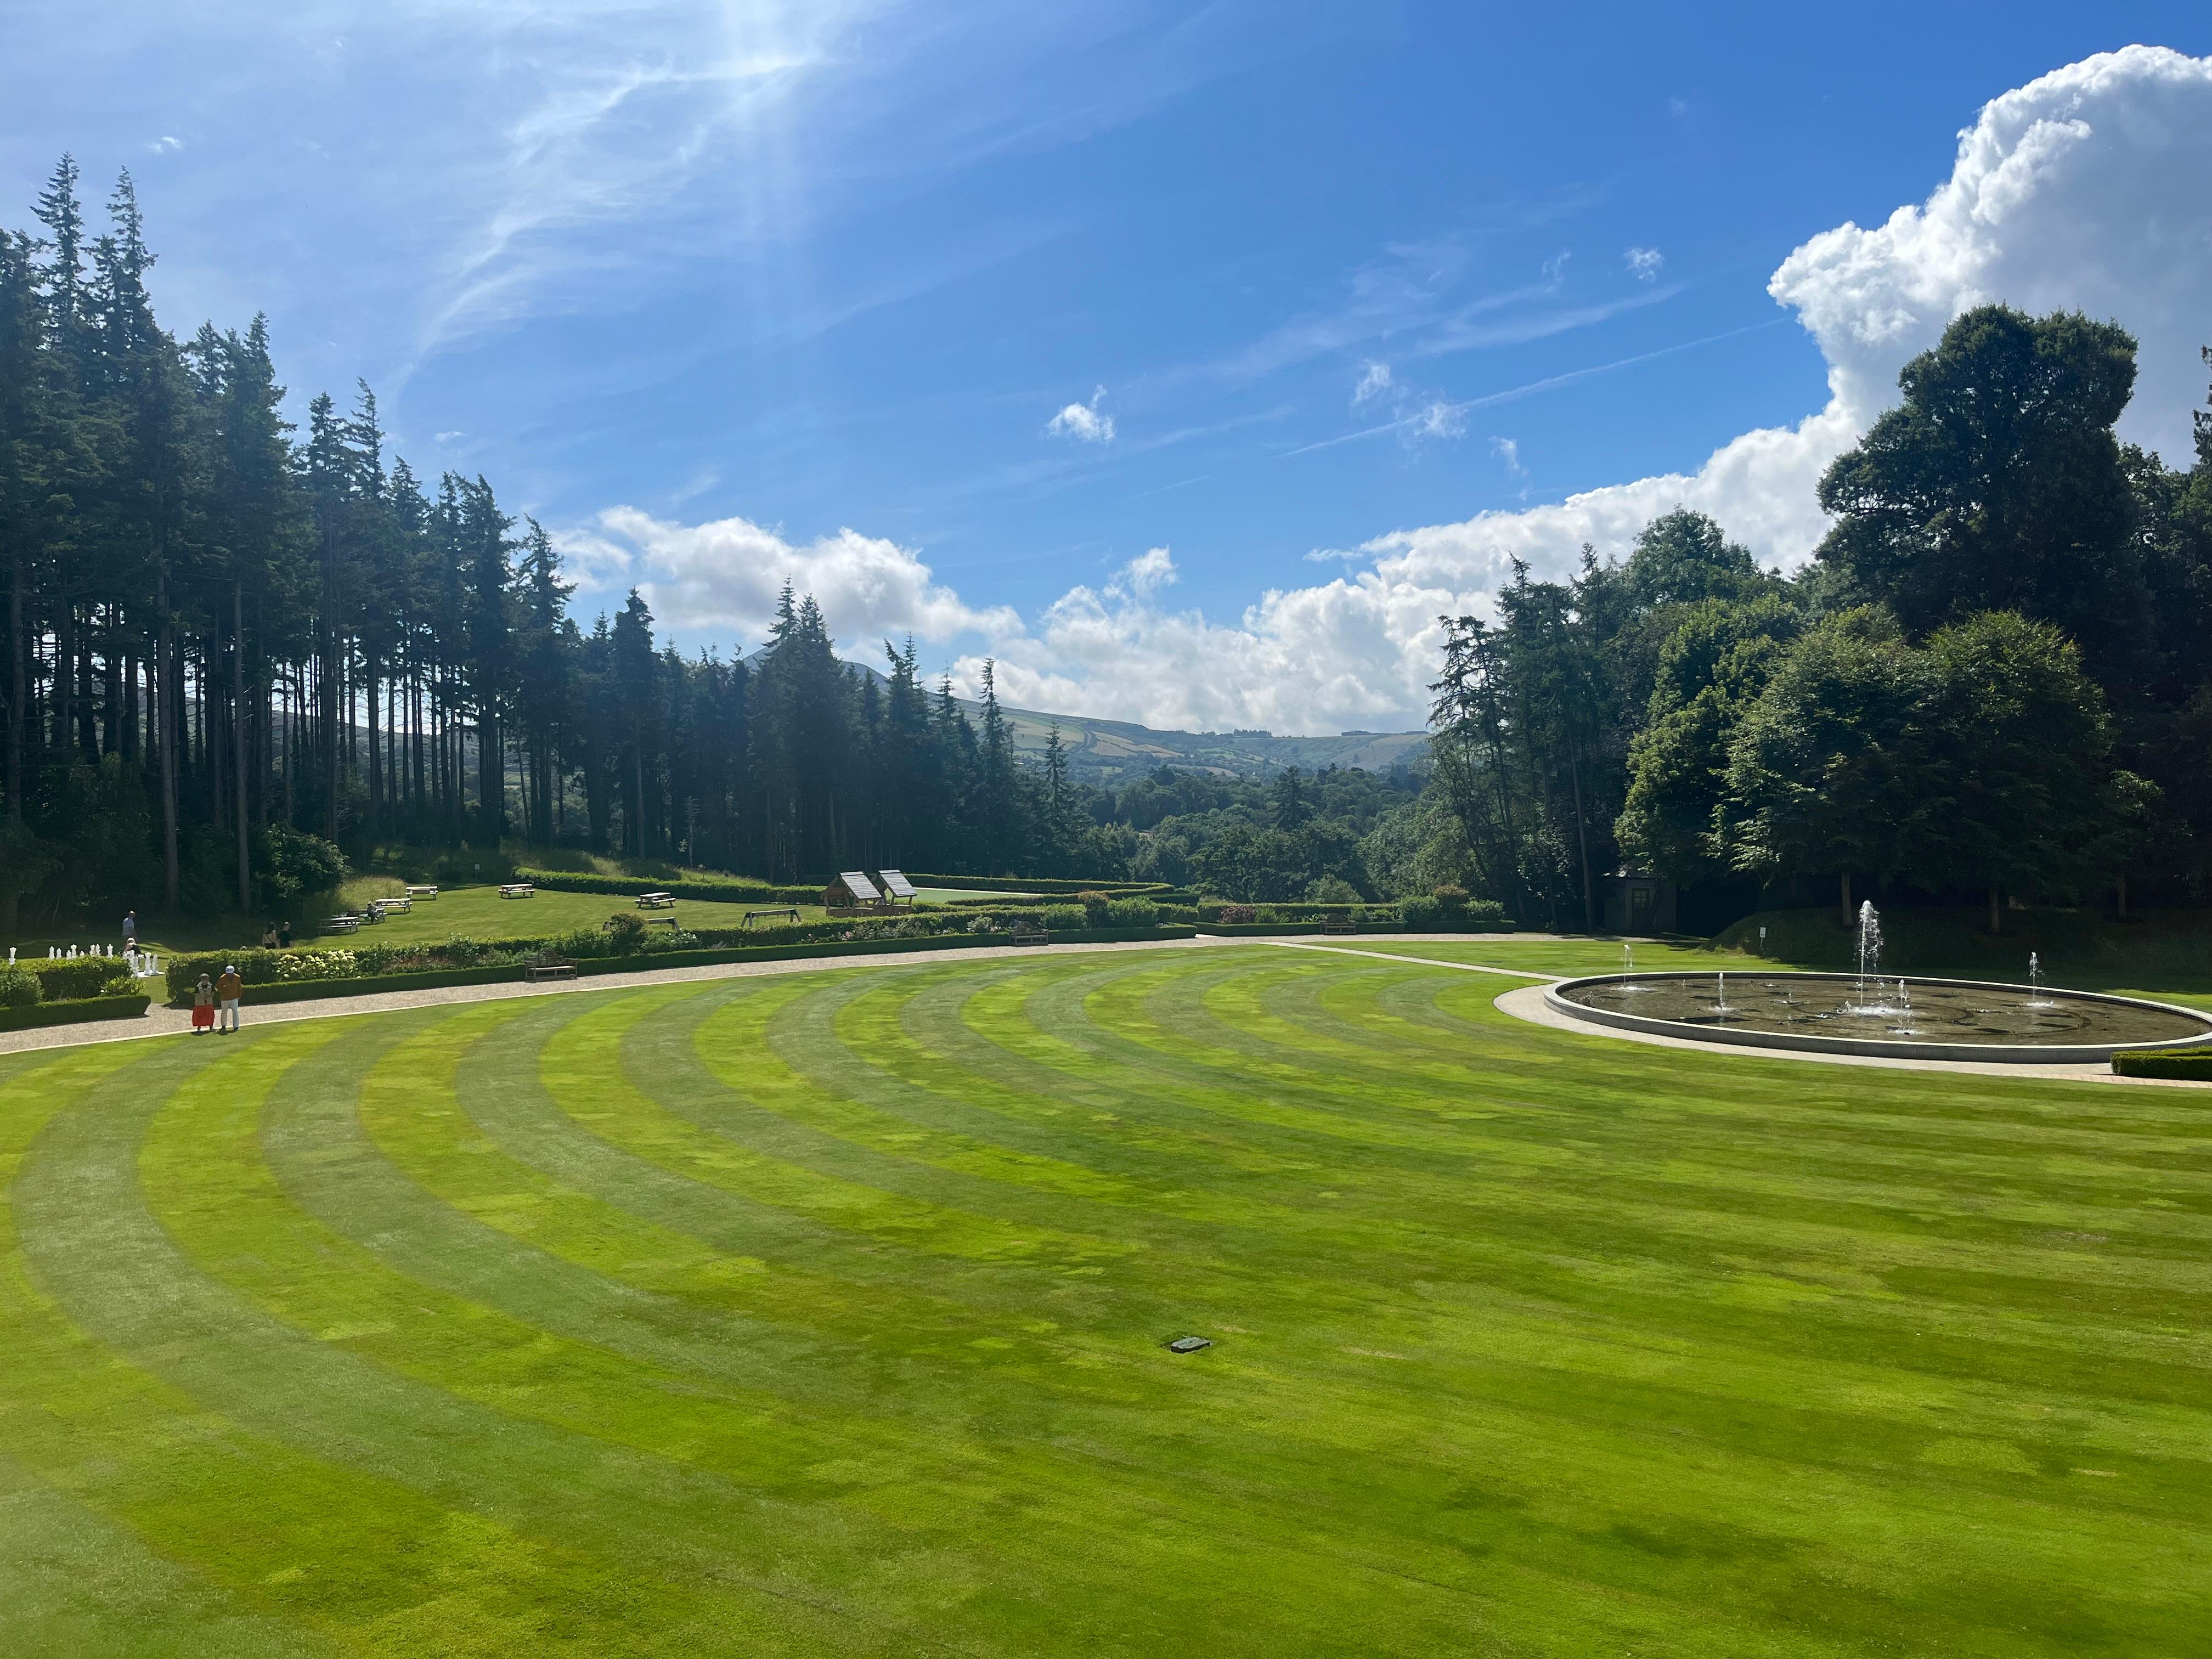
[498,883,535,899]
[642,915,679,929]
[525,960,577,982]
[1011,926,1051,946]
[1321,916,1357,936]
[407,884,438,900]
[743,908,802,929]
[636,892,676,910]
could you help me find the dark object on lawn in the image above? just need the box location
[1166,1335,1212,1353]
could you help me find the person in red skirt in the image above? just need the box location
[191,973,215,1034]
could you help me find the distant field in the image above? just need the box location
[2,942,2204,1654]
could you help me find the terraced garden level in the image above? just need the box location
[1,944,2205,1655]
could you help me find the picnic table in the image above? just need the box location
[407,884,438,900]
[636,891,676,910]
[498,883,535,899]
[323,914,361,934]
[743,907,802,929]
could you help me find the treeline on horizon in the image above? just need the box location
[7,161,2212,936]
[1424,306,2212,932]
[3,159,1253,930]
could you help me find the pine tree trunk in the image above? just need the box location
[1839,870,1851,929]
[156,566,179,909]
[233,580,252,912]
[3,550,24,939]
[1988,881,2001,936]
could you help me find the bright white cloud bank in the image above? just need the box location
[577,48,2212,734]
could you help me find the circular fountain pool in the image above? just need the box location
[1546,972,2212,1063]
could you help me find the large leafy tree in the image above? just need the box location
[1722,607,1943,922]
[1617,594,1802,885]
[1814,305,2151,691]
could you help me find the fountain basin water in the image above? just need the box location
[1547,972,2212,1063]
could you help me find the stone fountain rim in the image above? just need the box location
[1545,969,2212,1064]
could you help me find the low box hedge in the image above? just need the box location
[2112,1048,2212,1080]
[902,874,1168,895]
[510,868,820,904]
[0,993,152,1033]
[157,926,1200,1008]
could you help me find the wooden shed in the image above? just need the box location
[824,871,884,913]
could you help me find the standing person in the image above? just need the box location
[122,910,137,949]
[217,964,244,1034]
[261,923,279,949]
[276,918,292,949]
[191,973,216,1035]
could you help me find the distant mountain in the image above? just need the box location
[743,646,1427,782]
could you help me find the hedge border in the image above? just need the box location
[0,993,152,1032]
[509,868,820,904]
[163,926,1201,1008]
[902,874,1168,895]
[2112,1048,2212,1080]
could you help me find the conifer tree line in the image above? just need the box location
[1420,307,2212,931]
[0,160,1131,930]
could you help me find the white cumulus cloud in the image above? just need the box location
[572,48,2212,736]
[1624,246,1664,281]
[560,507,1023,653]
[1045,386,1115,443]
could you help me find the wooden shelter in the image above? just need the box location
[824,871,884,913]
[877,870,919,911]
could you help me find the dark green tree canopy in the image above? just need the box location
[1814,306,2151,687]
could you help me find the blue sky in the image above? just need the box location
[8,4,2212,730]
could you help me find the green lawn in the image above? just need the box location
[3,943,2207,1654]
[311,881,836,947]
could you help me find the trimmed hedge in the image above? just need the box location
[2112,1047,2212,1080]
[510,868,820,904]
[27,956,141,1000]
[1197,921,1414,937]
[902,874,1169,895]
[157,925,1201,1008]
[0,993,151,1032]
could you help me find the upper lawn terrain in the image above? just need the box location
[2,940,2205,1655]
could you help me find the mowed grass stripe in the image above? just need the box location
[148,1018,1444,1649]
[0,1038,791,1656]
[5,953,2209,1651]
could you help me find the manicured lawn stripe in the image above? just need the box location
[2,947,2208,1653]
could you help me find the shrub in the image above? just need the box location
[1105,898,1159,928]
[1216,904,1256,924]
[1041,905,1086,931]
[1430,883,1470,915]
[1306,875,1362,905]
[1400,894,1441,928]
[30,956,136,1000]
[966,915,1000,934]
[255,824,351,906]
[1075,890,1114,927]
[602,912,648,952]
[275,950,359,981]
[0,967,40,1008]
[2112,1047,2212,1080]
